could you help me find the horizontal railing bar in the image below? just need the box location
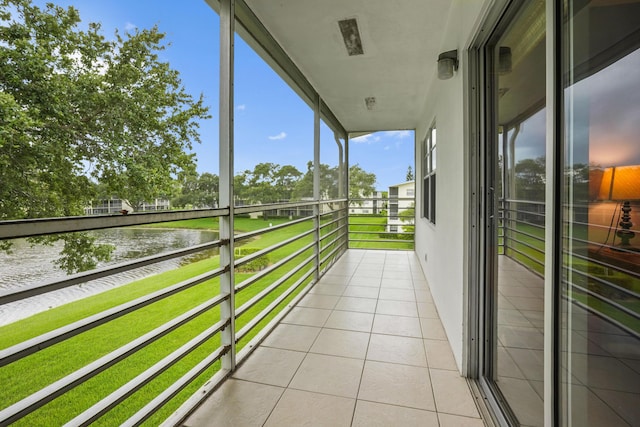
[236,255,314,320]
[348,216,413,221]
[501,214,640,257]
[349,238,415,244]
[320,198,348,205]
[320,229,347,247]
[502,217,545,230]
[504,235,545,254]
[0,240,222,305]
[65,317,228,426]
[234,215,313,243]
[564,234,640,256]
[0,209,227,240]
[235,267,315,343]
[503,247,544,269]
[563,291,640,340]
[502,199,546,206]
[321,233,347,253]
[233,200,317,215]
[320,226,340,242]
[234,283,315,364]
[565,265,640,300]
[0,293,229,425]
[502,225,545,243]
[564,219,622,232]
[320,245,346,274]
[320,241,346,266]
[567,280,640,323]
[125,347,230,427]
[235,242,315,293]
[320,229,348,247]
[502,208,546,218]
[319,215,347,228]
[567,249,640,280]
[348,229,415,235]
[163,259,332,427]
[350,197,413,202]
[0,268,225,368]
[235,229,314,268]
[319,208,347,218]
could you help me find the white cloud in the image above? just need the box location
[384,145,391,150]
[236,104,246,111]
[351,134,381,144]
[268,132,287,140]
[384,130,411,139]
[125,22,137,32]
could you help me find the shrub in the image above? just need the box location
[234,247,269,272]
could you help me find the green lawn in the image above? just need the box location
[0,216,325,426]
[501,220,639,333]
[348,214,413,250]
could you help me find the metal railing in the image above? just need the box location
[0,199,348,425]
[499,199,640,338]
[347,197,415,250]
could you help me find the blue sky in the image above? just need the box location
[30,0,415,190]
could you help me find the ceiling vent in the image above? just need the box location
[365,97,376,110]
[338,18,364,56]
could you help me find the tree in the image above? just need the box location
[406,165,414,181]
[234,163,302,204]
[0,0,210,272]
[399,203,415,236]
[291,162,376,204]
[292,161,337,200]
[172,172,219,208]
[349,164,376,206]
[514,157,545,201]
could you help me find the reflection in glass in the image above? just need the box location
[562,1,640,425]
[493,1,545,425]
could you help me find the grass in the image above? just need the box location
[348,214,414,250]
[0,215,329,426]
[501,220,639,333]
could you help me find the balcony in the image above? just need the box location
[0,197,484,426]
[182,249,484,426]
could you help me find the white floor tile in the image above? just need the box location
[358,360,435,411]
[264,389,355,427]
[352,400,439,426]
[290,353,364,398]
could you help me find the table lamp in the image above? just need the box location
[598,165,640,249]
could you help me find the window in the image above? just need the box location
[406,189,414,197]
[422,124,436,223]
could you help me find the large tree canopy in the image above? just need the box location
[0,0,210,271]
[236,162,302,204]
[172,172,219,208]
[291,162,376,204]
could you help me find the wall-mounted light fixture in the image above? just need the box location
[437,50,458,80]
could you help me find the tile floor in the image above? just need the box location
[496,255,640,427]
[184,250,485,427]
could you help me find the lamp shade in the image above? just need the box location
[598,165,640,201]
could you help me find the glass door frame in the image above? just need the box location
[466,0,561,425]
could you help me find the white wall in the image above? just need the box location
[414,0,490,373]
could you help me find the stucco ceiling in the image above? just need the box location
[243,0,454,133]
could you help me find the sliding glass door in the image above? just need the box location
[477,1,640,425]
[481,2,547,425]
[560,1,640,425]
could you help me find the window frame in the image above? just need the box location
[422,123,437,224]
